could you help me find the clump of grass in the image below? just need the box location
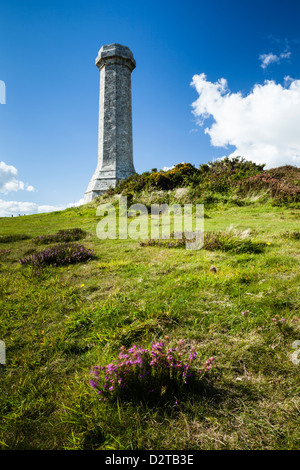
[0,234,30,243]
[140,230,265,253]
[0,248,11,257]
[33,228,86,245]
[89,338,215,403]
[19,242,94,271]
[140,237,186,249]
[280,230,300,240]
[203,231,264,253]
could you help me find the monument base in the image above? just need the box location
[84,189,106,203]
[84,168,135,203]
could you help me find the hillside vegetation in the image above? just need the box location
[106,157,300,206]
[0,158,299,450]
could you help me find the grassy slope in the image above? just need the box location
[0,200,299,450]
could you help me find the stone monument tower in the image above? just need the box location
[84,44,136,203]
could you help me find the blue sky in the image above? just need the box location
[0,0,300,215]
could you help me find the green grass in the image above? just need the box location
[0,199,299,450]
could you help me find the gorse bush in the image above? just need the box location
[19,242,93,270]
[106,163,199,195]
[33,228,86,245]
[89,339,215,402]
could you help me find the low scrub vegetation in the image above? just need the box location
[105,157,300,205]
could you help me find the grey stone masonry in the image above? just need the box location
[84,44,136,202]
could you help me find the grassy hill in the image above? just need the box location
[0,163,300,450]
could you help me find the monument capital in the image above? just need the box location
[95,43,136,71]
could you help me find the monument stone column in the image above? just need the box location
[84,43,136,203]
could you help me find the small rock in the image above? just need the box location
[210,265,217,273]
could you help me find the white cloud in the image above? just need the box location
[0,161,85,217]
[259,50,291,69]
[191,73,300,169]
[0,161,36,194]
[162,162,185,171]
[0,198,85,218]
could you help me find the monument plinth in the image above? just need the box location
[84,44,136,203]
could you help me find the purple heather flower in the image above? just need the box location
[89,380,98,390]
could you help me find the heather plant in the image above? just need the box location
[33,228,86,245]
[238,166,300,203]
[89,339,215,403]
[19,242,93,272]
